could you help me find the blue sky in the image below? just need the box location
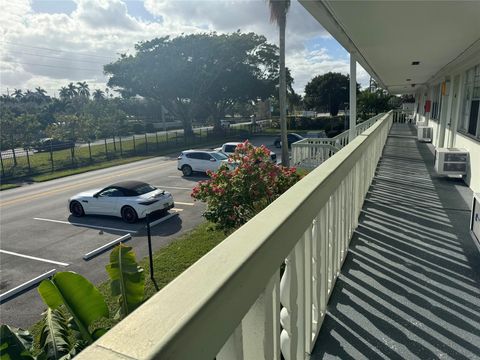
[1,0,368,96]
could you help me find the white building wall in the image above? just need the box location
[413,60,479,193]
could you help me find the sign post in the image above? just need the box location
[146,213,154,281]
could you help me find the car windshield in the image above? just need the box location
[223,145,237,153]
[211,152,228,160]
[132,183,157,195]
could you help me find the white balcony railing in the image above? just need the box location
[77,112,393,360]
[292,113,384,169]
[392,108,414,123]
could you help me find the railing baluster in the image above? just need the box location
[304,224,313,353]
[217,325,243,360]
[327,196,333,293]
[280,236,307,360]
[218,272,280,360]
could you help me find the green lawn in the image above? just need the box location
[0,183,20,191]
[1,126,252,185]
[29,221,227,350]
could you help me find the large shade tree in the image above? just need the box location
[268,0,291,166]
[358,89,393,119]
[104,32,279,135]
[304,72,359,116]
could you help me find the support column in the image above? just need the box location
[438,79,451,148]
[449,72,465,147]
[349,53,357,142]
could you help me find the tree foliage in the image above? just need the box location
[357,89,394,119]
[0,244,146,360]
[304,72,358,116]
[104,32,279,134]
[192,141,301,231]
[105,245,145,319]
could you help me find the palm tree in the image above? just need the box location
[12,89,23,100]
[77,81,90,98]
[35,87,47,98]
[59,86,70,100]
[268,0,291,166]
[23,90,35,103]
[67,82,78,98]
[93,89,105,101]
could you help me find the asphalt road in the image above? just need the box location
[0,135,280,328]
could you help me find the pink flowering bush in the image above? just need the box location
[192,141,301,231]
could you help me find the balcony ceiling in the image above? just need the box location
[300,0,480,94]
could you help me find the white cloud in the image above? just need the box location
[73,0,141,30]
[0,0,369,97]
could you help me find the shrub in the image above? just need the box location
[191,141,301,231]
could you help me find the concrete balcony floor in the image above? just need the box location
[312,123,480,359]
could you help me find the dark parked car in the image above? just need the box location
[274,133,304,148]
[34,138,75,152]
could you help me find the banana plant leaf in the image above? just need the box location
[0,324,35,360]
[37,309,70,360]
[38,272,109,344]
[105,245,145,318]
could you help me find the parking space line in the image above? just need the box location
[33,217,138,233]
[0,269,56,303]
[175,201,195,206]
[171,208,184,212]
[149,213,179,227]
[83,233,132,261]
[156,185,192,191]
[0,249,69,267]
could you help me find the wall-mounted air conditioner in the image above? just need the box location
[417,126,433,142]
[434,148,469,176]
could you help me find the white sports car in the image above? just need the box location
[68,181,174,223]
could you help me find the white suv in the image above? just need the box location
[177,150,229,176]
[215,142,277,163]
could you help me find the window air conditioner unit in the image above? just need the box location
[417,126,433,142]
[434,148,469,176]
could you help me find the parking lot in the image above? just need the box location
[0,136,280,327]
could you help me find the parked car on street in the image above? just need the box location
[177,150,229,176]
[306,130,327,138]
[215,142,277,163]
[34,138,75,152]
[68,181,174,223]
[220,120,231,128]
[273,133,304,148]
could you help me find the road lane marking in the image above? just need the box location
[33,217,138,233]
[0,160,176,207]
[0,269,56,304]
[0,250,69,267]
[83,233,132,261]
[156,185,192,190]
[174,201,194,206]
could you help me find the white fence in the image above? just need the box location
[77,112,393,360]
[292,113,384,169]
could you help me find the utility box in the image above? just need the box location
[471,193,480,248]
[434,148,469,176]
[417,126,433,142]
